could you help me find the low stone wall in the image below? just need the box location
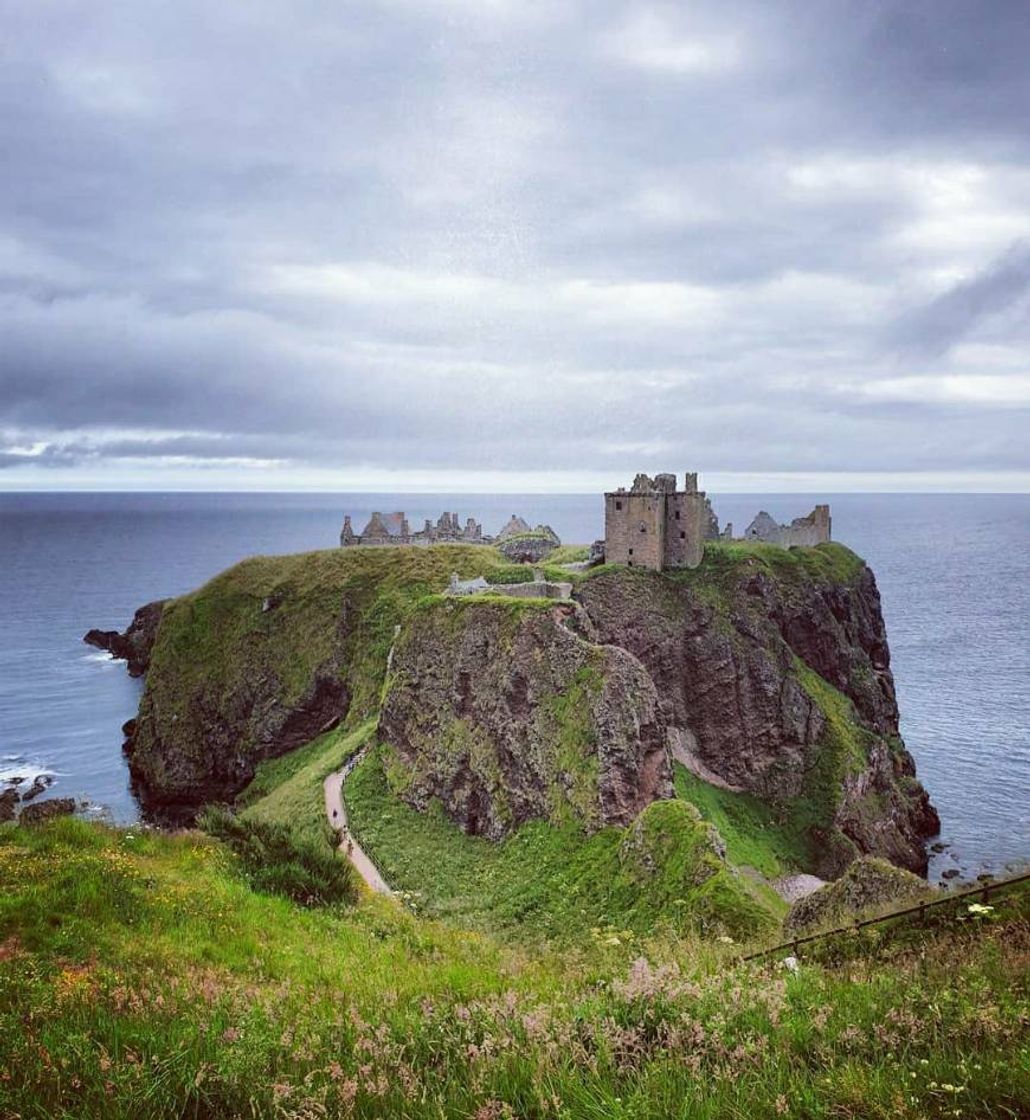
[498,580,573,601]
[448,575,572,600]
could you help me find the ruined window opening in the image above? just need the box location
[639,521,647,533]
[675,511,680,520]
[628,547,634,556]
[680,531,686,540]
[615,500,622,511]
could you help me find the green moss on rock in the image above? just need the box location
[131,546,518,809]
[785,856,936,934]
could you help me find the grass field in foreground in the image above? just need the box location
[1,815,1027,1119]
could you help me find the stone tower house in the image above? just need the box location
[604,472,717,571]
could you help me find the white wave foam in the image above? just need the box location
[0,759,56,790]
[82,650,118,665]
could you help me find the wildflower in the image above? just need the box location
[781,956,799,974]
[717,934,734,944]
[967,903,994,917]
[775,1094,789,1115]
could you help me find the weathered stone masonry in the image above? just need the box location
[341,509,486,548]
[603,471,832,571]
[604,472,719,571]
[743,505,832,547]
[340,508,563,555]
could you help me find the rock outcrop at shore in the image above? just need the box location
[84,600,166,677]
[18,797,76,825]
[378,599,670,838]
[0,788,17,823]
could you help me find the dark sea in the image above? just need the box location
[1,491,1027,883]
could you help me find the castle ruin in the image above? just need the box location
[340,510,486,548]
[339,508,561,553]
[743,506,832,548]
[603,472,832,571]
[603,472,720,571]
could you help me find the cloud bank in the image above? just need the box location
[1,0,1028,490]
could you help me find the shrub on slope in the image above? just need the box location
[200,804,357,907]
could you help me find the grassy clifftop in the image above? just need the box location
[150,544,514,729]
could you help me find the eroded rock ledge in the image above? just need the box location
[84,600,166,678]
[573,553,938,875]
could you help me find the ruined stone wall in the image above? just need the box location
[604,492,665,569]
[785,504,831,546]
[341,509,491,548]
[744,505,832,547]
[604,472,714,571]
[663,493,705,569]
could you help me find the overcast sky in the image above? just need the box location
[2,1,1029,492]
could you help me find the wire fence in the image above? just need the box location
[740,869,1030,963]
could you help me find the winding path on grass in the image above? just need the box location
[323,748,391,894]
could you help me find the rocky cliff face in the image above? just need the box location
[117,541,938,878]
[119,546,520,818]
[574,545,938,875]
[378,599,670,839]
[130,661,349,818]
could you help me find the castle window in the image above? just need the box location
[680,531,686,540]
[615,500,622,511]
[628,548,634,556]
[639,521,647,533]
[675,511,680,520]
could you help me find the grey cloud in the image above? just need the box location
[887,239,1030,358]
[0,0,1028,486]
